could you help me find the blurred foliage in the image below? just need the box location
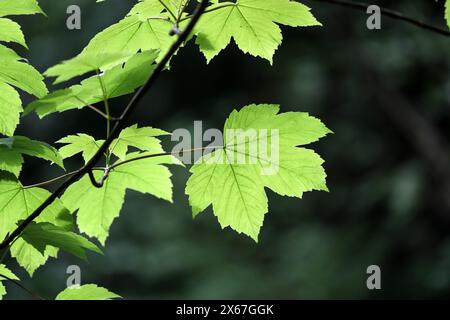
[4,0,450,299]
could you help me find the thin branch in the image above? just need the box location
[0,274,45,300]
[312,0,450,37]
[73,96,120,121]
[158,0,178,21]
[0,0,210,251]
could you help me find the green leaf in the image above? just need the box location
[45,0,176,81]
[446,0,450,28]
[0,136,64,177]
[21,222,103,260]
[0,264,19,300]
[0,82,21,137]
[0,45,48,98]
[111,125,169,160]
[57,134,105,164]
[62,154,181,244]
[45,52,136,85]
[185,104,331,241]
[25,50,158,118]
[0,44,47,136]
[0,18,27,47]
[195,0,321,63]
[56,284,121,300]
[0,172,73,275]
[0,0,44,17]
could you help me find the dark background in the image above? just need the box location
[4,0,450,299]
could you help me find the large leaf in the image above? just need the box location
[0,136,64,177]
[62,154,181,244]
[185,104,331,241]
[25,50,158,118]
[195,0,321,63]
[56,284,120,300]
[0,172,73,275]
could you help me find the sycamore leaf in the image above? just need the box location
[195,0,321,63]
[185,104,331,241]
[21,222,103,260]
[45,52,136,85]
[110,125,169,160]
[45,0,176,82]
[0,18,27,48]
[0,136,64,177]
[56,284,121,300]
[0,45,47,136]
[0,0,44,17]
[0,45,47,98]
[57,134,105,164]
[0,82,21,137]
[25,50,158,118]
[0,172,73,275]
[62,154,181,244]
[0,264,19,300]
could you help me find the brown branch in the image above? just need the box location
[0,0,210,251]
[312,0,450,37]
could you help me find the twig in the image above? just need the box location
[311,0,450,37]
[0,274,45,300]
[0,0,210,251]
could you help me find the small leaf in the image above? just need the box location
[0,264,19,300]
[55,284,120,300]
[111,125,169,160]
[0,0,44,17]
[26,51,158,118]
[0,136,64,177]
[57,133,105,164]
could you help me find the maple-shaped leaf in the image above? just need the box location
[21,222,103,260]
[56,284,120,300]
[0,264,19,300]
[57,133,105,164]
[25,50,158,118]
[185,104,331,241]
[0,136,64,177]
[62,154,182,245]
[0,45,47,136]
[0,172,73,275]
[195,0,321,63]
[44,0,178,83]
[110,125,169,160]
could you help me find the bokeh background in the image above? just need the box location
[4,0,450,299]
